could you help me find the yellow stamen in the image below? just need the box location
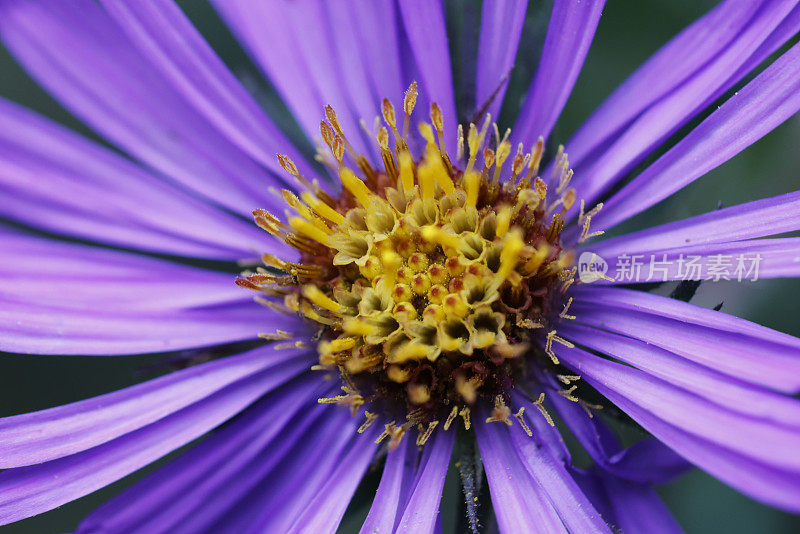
[339,167,373,207]
[289,217,329,245]
[301,285,341,312]
[496,230,524,279]
[421,226,461,250]
[495,206,512,238]
[301,191,345,225]
[398,150,415,192]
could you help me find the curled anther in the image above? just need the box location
[557,374,581,385]
[559,297,576,320]
[579,399,604,418]
[514,407,533,437]
[358,411,379,433]
[443,406,459,431]
[460,407,472,430]
[376,422,406,451]
[558,385,579,402]
[544,330,574,364]
[532,393,555,426]
[416,421,439,446]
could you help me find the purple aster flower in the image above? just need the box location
[1,0,800,532]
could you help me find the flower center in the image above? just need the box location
[239,83,588,445]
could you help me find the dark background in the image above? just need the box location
[1,1,799,532]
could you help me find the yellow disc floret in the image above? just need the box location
[237,83,591,443]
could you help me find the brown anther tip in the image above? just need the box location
[377,126,390,149]
[324,104,342,133]
[234,278,260,291]
[320,121,335,147]
[430,102,444,131]
[332,136,344,162]
[276,154,299,176]
[404,81,418,116]
[382,98,397,129]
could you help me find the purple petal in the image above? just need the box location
[576,286,800,356]
[565,1,774,170]
[97,0,314,181]
[0,346,310,467]
[210,0,385,161]
[594,38,800,232]
[529,385,689,485]
[361,437,418,534]
[0,298,304,356]
[475,0,527,120]
[599,476,683,534]
[147,399,344,534]
[512,0,605,145]
[223,414,363,533]
[506,411,611,533]
[76,376,326,534]
[512,390,571,464]
[476,418,568,533]
[571,288,800,393]
[0,0,290,216]
[0,364,307,526]
[398,0,458,155]
[582,191,800,258]
[556,345,800,483]
[562,349,800,512]
[562,322,800,429]
[0,228,250,312]
[0,99,272,260]
[396,429,455,534]
[288,426,380,534]
[350,0,406,110]
[569,0,798,206]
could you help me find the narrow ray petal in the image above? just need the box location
[0,299,305,356]
[594,39,800,231]
[0,364,305,526]
[0,99,271,259]
[0,0,290,216]
[581,190,800,257]
[396,429,454,533]
[570,0,798,205]
[565,0,778,168]
[97,0,313,180]
[567,359,800,513]
[361,438,418,534]
[586,239,800,283]
[571,299,800,393]
[288,425,381,534]
[0,347,311,467]
[76,376,326,534]
[475,0,527,119]
[476,419,568,533]
[562,322,800,428]
[210,0,386,160]
[512,0,605,145]
[398,0,458,153]
[507,411,611,533]
[0,228,250,312]
[557,346,800,477]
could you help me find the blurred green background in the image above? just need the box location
[0,0,798,532]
